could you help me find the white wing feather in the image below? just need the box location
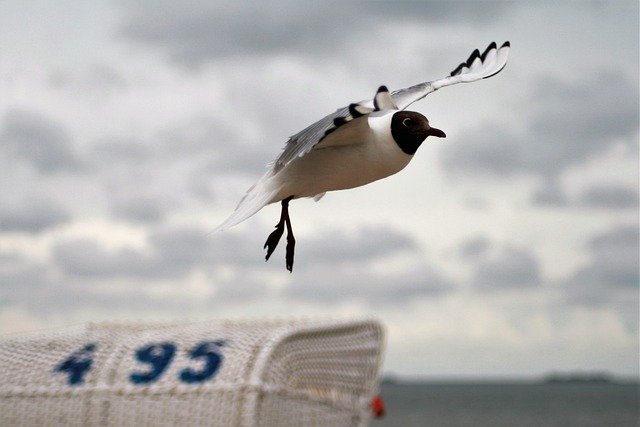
[212,171,281,232]
[391,41,510,110]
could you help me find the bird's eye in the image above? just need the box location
[402,118,413,127]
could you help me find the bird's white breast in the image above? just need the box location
[272,111,413,201]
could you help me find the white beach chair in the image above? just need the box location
[0,319,384,426]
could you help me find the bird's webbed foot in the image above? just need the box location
[264,196,296,272]
[264,222,284,261]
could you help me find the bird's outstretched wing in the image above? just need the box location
[271,86,396,173]
[272,41,510,172]
[391,41,510,110]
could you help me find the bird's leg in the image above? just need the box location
[264,196,294,264]
[264,202,286,261]
[284,198,295,272]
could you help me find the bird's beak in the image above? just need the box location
[427,126,446,138]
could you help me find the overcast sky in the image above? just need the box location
[1,0,638,379]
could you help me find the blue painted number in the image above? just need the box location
[180,340,225,383]
[130,342,176,384]
[54,343,97,385]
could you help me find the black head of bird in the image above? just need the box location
[390,111,446,155]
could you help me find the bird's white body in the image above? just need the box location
[214,41,511,233]
[271,112,408,201]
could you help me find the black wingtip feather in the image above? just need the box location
[349,103,363,118]
[452,49,480,76]
[450,41,510,76]
[450,62,465,77]
[333,117,349,127]
[481,41,497,61]
[466,49,480,67]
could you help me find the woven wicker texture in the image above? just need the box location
[0,319,384,426]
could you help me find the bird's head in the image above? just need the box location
[390,111,446,155]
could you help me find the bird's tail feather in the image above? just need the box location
[212,172,281,233]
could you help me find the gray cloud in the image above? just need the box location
[111,196,175,223]
[211,274,273,302]
[50,223,280,281]
[472,245,542,289]
[53,235,185,280]
[299,225,418,265]
[534,181,639,210]
[88,117,269,201]
[531,179,570,207]
[2,228,270,318]
[51,222,422,281]
[581,224,639,290]
[563,223,639,306]
[458,236,491,261]
[0,251,69,319]
[283,262,452,304]
[150,224,262,267]
[158,116,272,177]
[47,220,446,307]
[0,252,49,297]
[532,71,639,145]
[52,238,158,278]
[0,197,70,233]
[0,109,80,173]
[442,70,639,180]
[273,225,449,304]
[117,1,509,66]
[83,118,258,223]
[0,248,214,318]
[49,63,128,94]
[91,137,152,166]
[577,184,639,210]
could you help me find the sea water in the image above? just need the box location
[373,382,639,427]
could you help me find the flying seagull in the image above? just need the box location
[215,41,511,272]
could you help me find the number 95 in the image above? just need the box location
[130,340,225,385]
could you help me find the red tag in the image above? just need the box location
[370,394,385,418]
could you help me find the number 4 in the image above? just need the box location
[54,343,97,385]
